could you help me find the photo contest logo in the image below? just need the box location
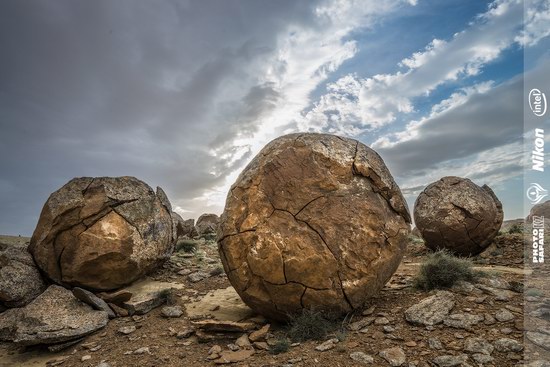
[529,88,547,117]
[527,183,548,204]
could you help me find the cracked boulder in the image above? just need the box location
[218,133,411,321]
[29,176,174,291]
[414,176,503,256]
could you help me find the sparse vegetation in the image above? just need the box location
[413,250,483,291]
[287,309,339,342]
[175,239,198,253]
[269,337,290,355]
[508,223,524,234]
[408,235,424,245]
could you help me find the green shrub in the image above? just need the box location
[413,250,482,291]
[287,309,338,342]
[269,337,290,355]
[508,223,524,234]
[175,239,198,253]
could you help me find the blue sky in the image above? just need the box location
[0,0,549,235]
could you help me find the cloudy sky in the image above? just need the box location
[1,0,549,236]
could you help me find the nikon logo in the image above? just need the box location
[529,88,547,117]
[532,128,545,172]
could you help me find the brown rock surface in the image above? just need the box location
[29,176,174,291]
[414,176,503,256]
[172,212,197,239]
[218,133,411,321]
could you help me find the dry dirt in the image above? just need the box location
[0,230,548,367]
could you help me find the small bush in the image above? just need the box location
[175,239,197,253]
[413,250,482,291]
[269,337,290,355]
[508,223,524,234]
[287,309,338,342]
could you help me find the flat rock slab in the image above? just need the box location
[185,286,256,322]
[73,287,115,318]
[121,279,184,315]
[192,320,256,333]
[405,291,455,326]
[0,285,108,345]
[214,349,254,364]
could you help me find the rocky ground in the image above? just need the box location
[1,229,549,367]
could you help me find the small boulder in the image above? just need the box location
[196,214,220,236]
[379,347,406,366]
[404,291,455,326]
[414,176,503,255]
[0,242,47,307]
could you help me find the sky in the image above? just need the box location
[1,0,549,236]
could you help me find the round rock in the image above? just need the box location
[414,176,503,256]
[29,176,174,291]
[218,133,411,321]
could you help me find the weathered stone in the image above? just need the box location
[235,334,252,349]
[315,338,339,352]
[477,284,514,301]
[414,176,503,256]
[29,177,174,291]
[495,308,515,322]
[432,354,468,367]
[108,303,128,317]
[214,349,254,364]
[405,291,455,326]
[0,285,108,345]
[187,271,210,283]
[161,305,183,318]
[97,290,132,305]
[471,353,493,364]
[349,317,375,331]
[73,287,115,318]
[494,337,523,352]
[527,332,550,351]
[196,214,220,236]
[0,242,47,307]
[379,347,406,366]
[118,325,136,335]
[172,212,197,239]
[192,320,256,333]
[350,351,374,364]
[218,133,411,320]
[428,338,443,350]
[443,313,484,330]
[249,324,270,342]
[463,337,494,355]
[121,280,178,315]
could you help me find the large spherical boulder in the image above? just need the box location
[29,177,174,291]
[196,213,220,236]
[414,176,503,256]
[218,133,411,321]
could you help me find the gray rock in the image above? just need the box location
[379,347,406,366]
[0,243,47,307]
[350,351,374,364]
[476,277,511,290]
[73,287,115,319]
[161,305,183,318]
[187,271,210,283]
[495,308,515,322]
[315,338,338,352]
[463,337,494,355]
[527,332,550,351]
[471,353,493,364]
[0,285,108,345]
[429,338,443,350]
[493,338,523,352]
[195,213,220,236]
[121,280,173,315]
[443,313,484,330]
[476,284,514,301]
[349,317,375,331]
[432,354,468,367]
[405,291,455,326]
[118,325,136,335]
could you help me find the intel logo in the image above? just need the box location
[529,88,547,117]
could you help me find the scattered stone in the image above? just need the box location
[97,290,132,305]
[315,338,339,352]
[483,313,496,325]
[379,347,406,366]
[253,341,269,350]
[477,284,514,301]
[494,338,523,352]
[133,346,151,355]
[161,305,183,318]
[227,343,239,351]
[463,337,494,355]
[188,271,210,283]
[349,317,375,331]
[108,303,129,317]
[362,306,376,316]
[176,328,195,339]
[405,341,417,347]
[413,176,503,256]
[443,313,484,330]
[73,287,115,318]
[0,285,108,345]
[495,308,515,322]
[471,353,494,364]
[527,332,550,351]
[193,320,256,333]
[29,177,174,290]
[81,355,91,362]
[218,134,411,321]
[235,334,252,349]
[375,317,390,325]
[213,349,254,364]
[432,354,468,367]
[350,351,374,364]
[97,362,111,367]
[47,338,84,352]
[118,325,136,335]
[428,338,443,350]
[249,324,270,342]
[405,291,455,326]
[0,242,47,307]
